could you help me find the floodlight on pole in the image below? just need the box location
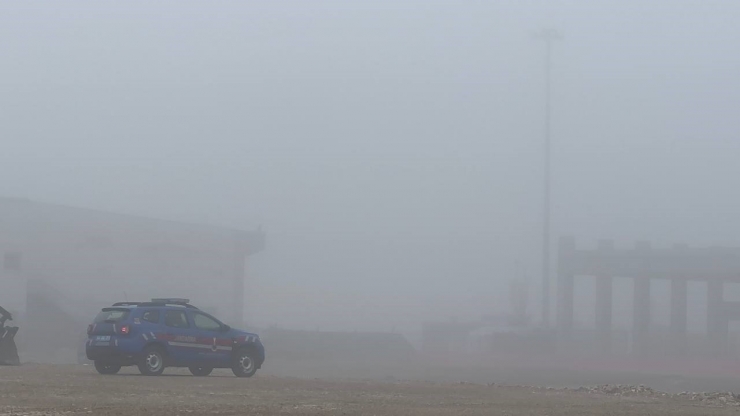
[533,28,562,328]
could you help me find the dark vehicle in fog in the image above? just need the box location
[85,298,264,377]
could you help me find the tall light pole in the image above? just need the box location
[534,28,561,328]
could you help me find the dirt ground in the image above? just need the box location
[1,364,739,415]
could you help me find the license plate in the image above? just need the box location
[95,336,111,341]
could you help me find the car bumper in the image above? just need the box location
[255,345,265,369]
[86,346,137,365]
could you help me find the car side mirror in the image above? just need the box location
[221,325,230,332]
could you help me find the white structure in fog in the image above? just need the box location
[0,197,265,326]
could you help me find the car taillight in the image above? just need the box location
[119,324,130,335]
[87,324,94,335]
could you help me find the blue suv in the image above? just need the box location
[85,298,265,377]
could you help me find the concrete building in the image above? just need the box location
[557,237,740,356]
[0,197,265,329]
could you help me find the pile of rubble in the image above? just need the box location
[575,384,740,407]
[675,391,740,407]
[474,381,740,408]
[575,384,662,396]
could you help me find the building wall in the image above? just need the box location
[0,201,30,319]
[0,198,262,327]
[0,252,26,320]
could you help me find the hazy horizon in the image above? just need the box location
[2,0,740,336]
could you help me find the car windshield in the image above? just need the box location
[94,308,130,323]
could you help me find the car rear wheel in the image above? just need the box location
[138,346,165,376]
[231,348,258,378]
[189,366,213,376]
[94,360,121,375]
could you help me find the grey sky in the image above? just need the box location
[2,0,740,333]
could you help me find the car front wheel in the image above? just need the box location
[231,348,258,378]
[94,361,121,375]
[138,346,165,376]
[189,366,213,376]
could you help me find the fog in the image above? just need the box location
[2,0,740,341]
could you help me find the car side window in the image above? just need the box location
[193,313,221,331]
[141,310,160,324]
[164,310,189,329]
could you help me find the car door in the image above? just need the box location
[189,311,231,366]
[162,309,197,364]
[135,308,162,342]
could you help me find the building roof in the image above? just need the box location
[0,196,265,256]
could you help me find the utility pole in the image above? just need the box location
[534,28,562,328]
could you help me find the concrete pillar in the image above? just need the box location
[633,241,651,356]
[557,236,576,335]
[669,244,689,355]
[595,240,614,353]
[707,279,726,355]
[670,278,688,355]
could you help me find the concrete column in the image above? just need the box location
[595,240,614,353]
[633,241,651,356]
[707,279,726,355]
[670,278,688,355]
[557,236,576,335]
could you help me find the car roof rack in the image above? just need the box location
[151,298,190,304]
[144,298,199,309]
[111,299,199,309]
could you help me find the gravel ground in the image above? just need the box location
[1,364,740,415]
